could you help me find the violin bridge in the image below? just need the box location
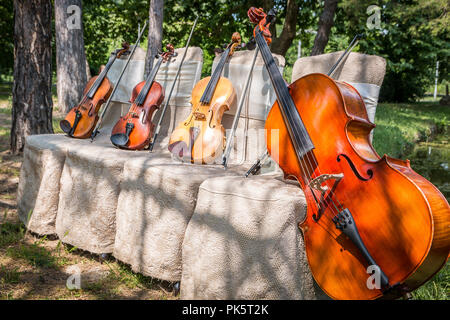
[309,173,344,194]
[193,112,206,121]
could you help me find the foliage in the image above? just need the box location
[82,0,148,74]
[0,0,448,100]
[337,0,449,102]
[0,0,14,80]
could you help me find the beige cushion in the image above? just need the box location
[292,51,386,128]
[181,174,325,299]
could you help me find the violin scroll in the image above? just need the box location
[229,32,242,55]
[116,42,131,58]
[160,43,178,62]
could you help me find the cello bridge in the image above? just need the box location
[309,173,344,194]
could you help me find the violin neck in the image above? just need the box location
[254,28,314,159]
[135,56,164,106]
[200,47,231,104]
[86,54,118,99]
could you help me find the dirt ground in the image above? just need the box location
[0,99,178,300]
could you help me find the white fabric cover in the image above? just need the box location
[212,50,285,166]
[17,47,204,243]
[107,46,147,103]
[346,82,380,124]
[181,175,326,299]
[154,47,203,108]
[16,46,322,299]
[292,51,386,141]
[113,161,243,281]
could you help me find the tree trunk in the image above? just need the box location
[11,0,53,154]
[270,0,299,56]
[86,59,91,80]
[55,0,88,113]
[145,0,163,76]
[262,0,299,57]
[311,0,338,56]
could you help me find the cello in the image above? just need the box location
[168,33,241,164]
[248,7,450,300]
[110,44,177,150]
[60,43,130,138]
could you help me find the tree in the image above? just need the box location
[263,0,300,57]
[145,0,164,76]
[0,0,14,79]
[11,0,53,154]
[55,0,88,113]
[311,0,339,56]
[339,0,449,102]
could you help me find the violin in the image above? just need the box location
[248,7,450,300]
[60,43,130,138]
[168,33,241,163]
[110,44,177,150]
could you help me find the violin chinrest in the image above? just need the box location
[110,133,129,147]
[59,120,72,134]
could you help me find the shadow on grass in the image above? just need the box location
[0,220,176,300]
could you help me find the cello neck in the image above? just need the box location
[254,27,314,159]
[199,46,231,104]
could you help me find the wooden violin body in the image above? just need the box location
[168,32,241,163]
[60,44,129,139]
[111,80,164,150]
[62,75,112,138]
[168,76,236,163]
[266,73,450,300]
[110,44,176,150]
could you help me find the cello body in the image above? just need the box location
[168,76,236,163]
[63,75,113,139]
[111,81,164,150]
[265,73,450,300]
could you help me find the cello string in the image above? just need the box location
[254,28,323,209]
[255,25,342,217]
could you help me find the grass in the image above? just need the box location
[411,262,449,300]
[373,102,449,159]
[0,221,25,248]
[0,265,21,284]
[0,220,174,300]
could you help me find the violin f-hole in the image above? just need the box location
[337,154,373,181]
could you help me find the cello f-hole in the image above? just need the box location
[337,154,373,181]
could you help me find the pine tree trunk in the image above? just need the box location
[55,0,88,113]
[145,0,163,76]
[11,0,53,154]
[311,0,338,56]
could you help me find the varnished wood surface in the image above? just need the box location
[168,76,236,163]
[265,73,450,300]
[111,80,164,150]
[63,76,112,139]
